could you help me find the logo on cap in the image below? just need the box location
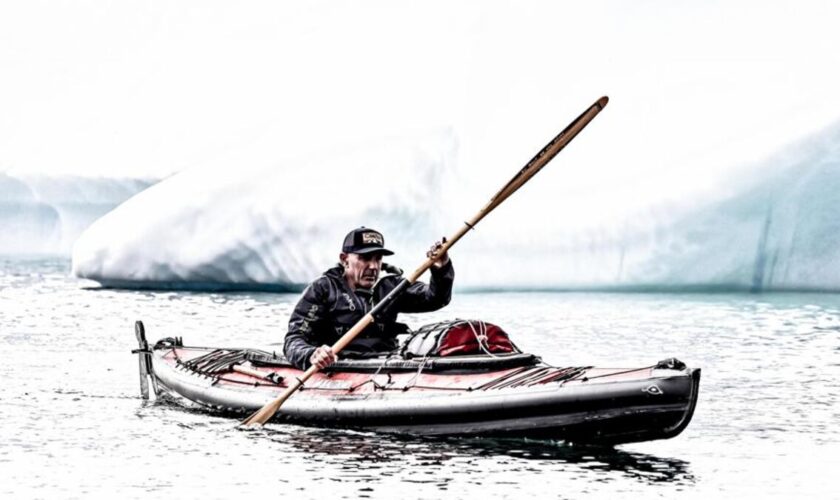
[362,232,384,245]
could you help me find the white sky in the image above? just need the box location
[2,1,839,213]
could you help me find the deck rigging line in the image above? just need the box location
[167,346,598,393]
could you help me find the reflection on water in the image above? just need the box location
[2,258,839,499]
[268,428,695,485]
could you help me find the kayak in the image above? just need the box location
[133,320,700,445]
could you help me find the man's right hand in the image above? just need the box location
[309,345,337,370]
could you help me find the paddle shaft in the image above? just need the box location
[240,96,609,427]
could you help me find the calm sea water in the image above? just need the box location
[1,257,838,499]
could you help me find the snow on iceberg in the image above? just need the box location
[72,131,459,290]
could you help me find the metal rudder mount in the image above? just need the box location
[131,320,157,399]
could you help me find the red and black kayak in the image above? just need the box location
[133,320,700,445]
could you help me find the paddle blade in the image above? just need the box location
[240,399,282,428]
[238,373,309,427]
[483,96,609,213]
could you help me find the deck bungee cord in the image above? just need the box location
[160,342,597,394]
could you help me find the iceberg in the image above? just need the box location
[0,174,154,255]
[72,132,459,290]
[463,119,840,292]
[628,124,840,292]
[72,122,840,292]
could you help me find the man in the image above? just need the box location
[284,227,454,370]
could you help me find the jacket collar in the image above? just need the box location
[322,262,398,293]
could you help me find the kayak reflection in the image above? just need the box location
[257,426,694,485]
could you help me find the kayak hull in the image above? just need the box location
[146,340,700,445]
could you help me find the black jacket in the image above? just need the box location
[283,260,454,369]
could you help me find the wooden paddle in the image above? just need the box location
[240,95,609,427]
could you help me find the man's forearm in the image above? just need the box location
[283,332,317,370]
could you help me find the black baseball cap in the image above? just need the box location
[341,227,394,256]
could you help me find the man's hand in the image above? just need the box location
[309,345,337,370]
[427,237,450,269]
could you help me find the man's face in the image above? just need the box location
[341,252,383,290]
